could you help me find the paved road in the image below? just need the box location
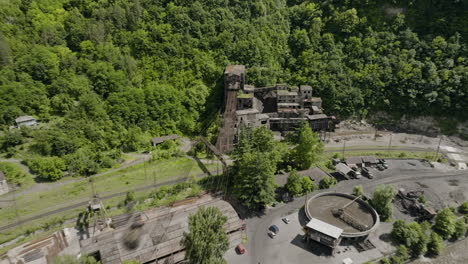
[246,167,468,264]
[324,146,435,153]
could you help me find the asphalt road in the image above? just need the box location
[246,167,468,264]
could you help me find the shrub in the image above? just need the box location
[0,162,29,186]
[434,208,456,239]
[319,175,337,189]
[25,157,66,181]
[427,232,444,256]
[301,176,317,193]
[353,185,364,197]
[452,219,467,240]
[458,201,468,214]
[371,185,397,221]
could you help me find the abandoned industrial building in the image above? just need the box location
[216,65,337,153]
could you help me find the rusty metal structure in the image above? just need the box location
[216,65,337,153]
[332,196,369,232]
[395,189,436,221]
[79,194,245,264]
[0,229,74,264]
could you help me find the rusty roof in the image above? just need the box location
[346,156,363,165]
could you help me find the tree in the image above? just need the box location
[395,245,409,262]
[427,232,444,256]
[390,220,428,257]
[285,170,303,196]
[301,176,317,193]
[434,208,456,239]
[452,218,467,240]
[64,147,99,176]
[319,175,336,189]
[371,185,397,221]
[182,207,229,264]
[1,129,24,151]
[291,122,323,170]
[353,185,364,197]
[233,151,276,209]
[25,157,66,181]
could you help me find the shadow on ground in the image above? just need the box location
[290,234,333,256]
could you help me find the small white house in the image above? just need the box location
[15,116,37,127]
[0,171,9,195]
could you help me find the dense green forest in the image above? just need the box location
[0,0,467,176]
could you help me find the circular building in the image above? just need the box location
[304,192,379,250]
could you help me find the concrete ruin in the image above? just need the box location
[0,194,244,264]
[0,228,79,264]
[79,194,244,264]
[216,65,337,153]
[0,171,9,195]
[304,192,379,253]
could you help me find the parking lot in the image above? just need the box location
[225,159,467,264]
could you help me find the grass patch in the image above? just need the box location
[0,157,217,226]
[0,179,209,250]
[0,162,34,192]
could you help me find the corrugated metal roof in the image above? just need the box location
[15,116,35,123]
[336,163,352,174]
[362,156,377,163]
[346,156,363,165]
[306,218,343,239]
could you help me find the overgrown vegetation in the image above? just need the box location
[1,0,467,173]
[0,162,32,188]
[389,205,467,260]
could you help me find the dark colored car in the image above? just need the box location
[361,167,374,179]
[379,159,389,169]
[269,225,279,234]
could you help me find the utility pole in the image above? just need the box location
[144,159,147,184]
[434,136,443,161]
[387,133,393,155]
[342,140,346,159]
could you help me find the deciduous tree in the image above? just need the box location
[182,207,229,264]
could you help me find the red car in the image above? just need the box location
[236,244,246,254]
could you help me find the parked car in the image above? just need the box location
[361,167,374,179]
[268,231,276,238]
[350,169,362,179]
[377,164,385,171]
[282,217,290,224]
[236,244,246,254]
[379,159,389,169]
[269,225,279,234]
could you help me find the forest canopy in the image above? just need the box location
[0,0,467,164]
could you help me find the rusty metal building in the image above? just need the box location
[216,65,337,153]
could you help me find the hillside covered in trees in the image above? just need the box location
[0,0,467,173]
